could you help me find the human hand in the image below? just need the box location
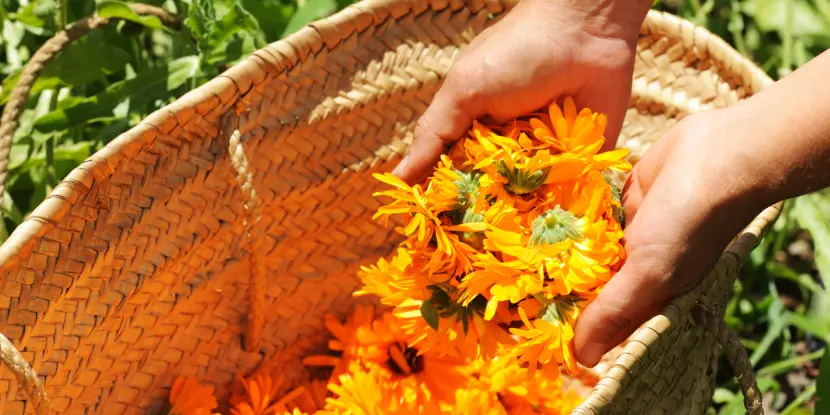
[572,108,770,367]
[392,0,653,183]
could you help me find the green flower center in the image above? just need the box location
[420,284,487,334]
[453,169,481,208]
[459,208,485,249]
[538,295,586,324]
[529,206,582,246]
[603,171,625,227]
[496,160,549,195]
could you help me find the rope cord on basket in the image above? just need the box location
[691,304,764,415]
[222,113,265,352]
[0,334,49,415]
[0,5,180,414]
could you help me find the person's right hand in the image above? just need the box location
[392,0,653,183]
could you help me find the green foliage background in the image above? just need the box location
[0,0,829,413]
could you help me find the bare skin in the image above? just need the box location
[392,0,830,367]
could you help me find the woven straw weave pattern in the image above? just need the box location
[0,0,780,413]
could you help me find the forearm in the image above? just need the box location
[728,50,830,208]
[523,0,653,42]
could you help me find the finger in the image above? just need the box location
[576,76,633,153]
[620,128,678,222]
[573,246,673,367]
[621,165,644,223]
[393,63,486,183]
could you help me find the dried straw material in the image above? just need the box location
[0,0,781,414]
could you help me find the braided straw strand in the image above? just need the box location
[224,114,266,352]
[691,305,763,415]
[0,334,48,415]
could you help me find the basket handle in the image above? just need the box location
[0,5,179,414]
[691,304,763,414]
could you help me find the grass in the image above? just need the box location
[0,0,829,414]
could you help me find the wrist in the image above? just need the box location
[524,0,652,42]
[692,107,778,220]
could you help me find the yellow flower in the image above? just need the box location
[475,354,585,415]
[459,252,542,321]
[393,287,515,360]
[168,376,220,415]
[354,249,425,307]
[427,155,490,212]
[323,368,422,415]
[439,385,508,415]
[372,173,445,249]
[529,97,608,154]
[372,173,480,277]
[483,176,626,297]
[505,300,583,376]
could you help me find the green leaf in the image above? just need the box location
[34,56,199,132]
[13,0,57,32]
[792,193,830,285]
[783,382,817,415]
[0,32,133,106]
[789,311,830,340]
[420,300,439,331]
[96,0,164,29]
[241,0,295,40]
[750,296,790,366]
[817,346,830,414]
[215,1,262,45]
[758,348,825,377]
[282,0,337,37]
[206,33,257,67]
[2,191,25,227]
[743,0,827,37]
[185,0,216,53]
[712,388,736,404]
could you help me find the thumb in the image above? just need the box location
[392,65,485,184]
[573,175,690,367]
[572,250,672,367]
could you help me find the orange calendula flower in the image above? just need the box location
[169,376,220,415]
[507,299,585,376]
[372,173,480,277]
[305,307,475,411]
[229,374,325,415]
[354,248,514,359]
[529,97,608,153]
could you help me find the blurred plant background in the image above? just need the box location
[0,0,828,413]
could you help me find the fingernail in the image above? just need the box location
[578,341,607,368]
[392,156,409,178]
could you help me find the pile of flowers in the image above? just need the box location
[167,98,630,414]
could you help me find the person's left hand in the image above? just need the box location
[572,108,770,366]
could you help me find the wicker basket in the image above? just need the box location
[0,0,784,414]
